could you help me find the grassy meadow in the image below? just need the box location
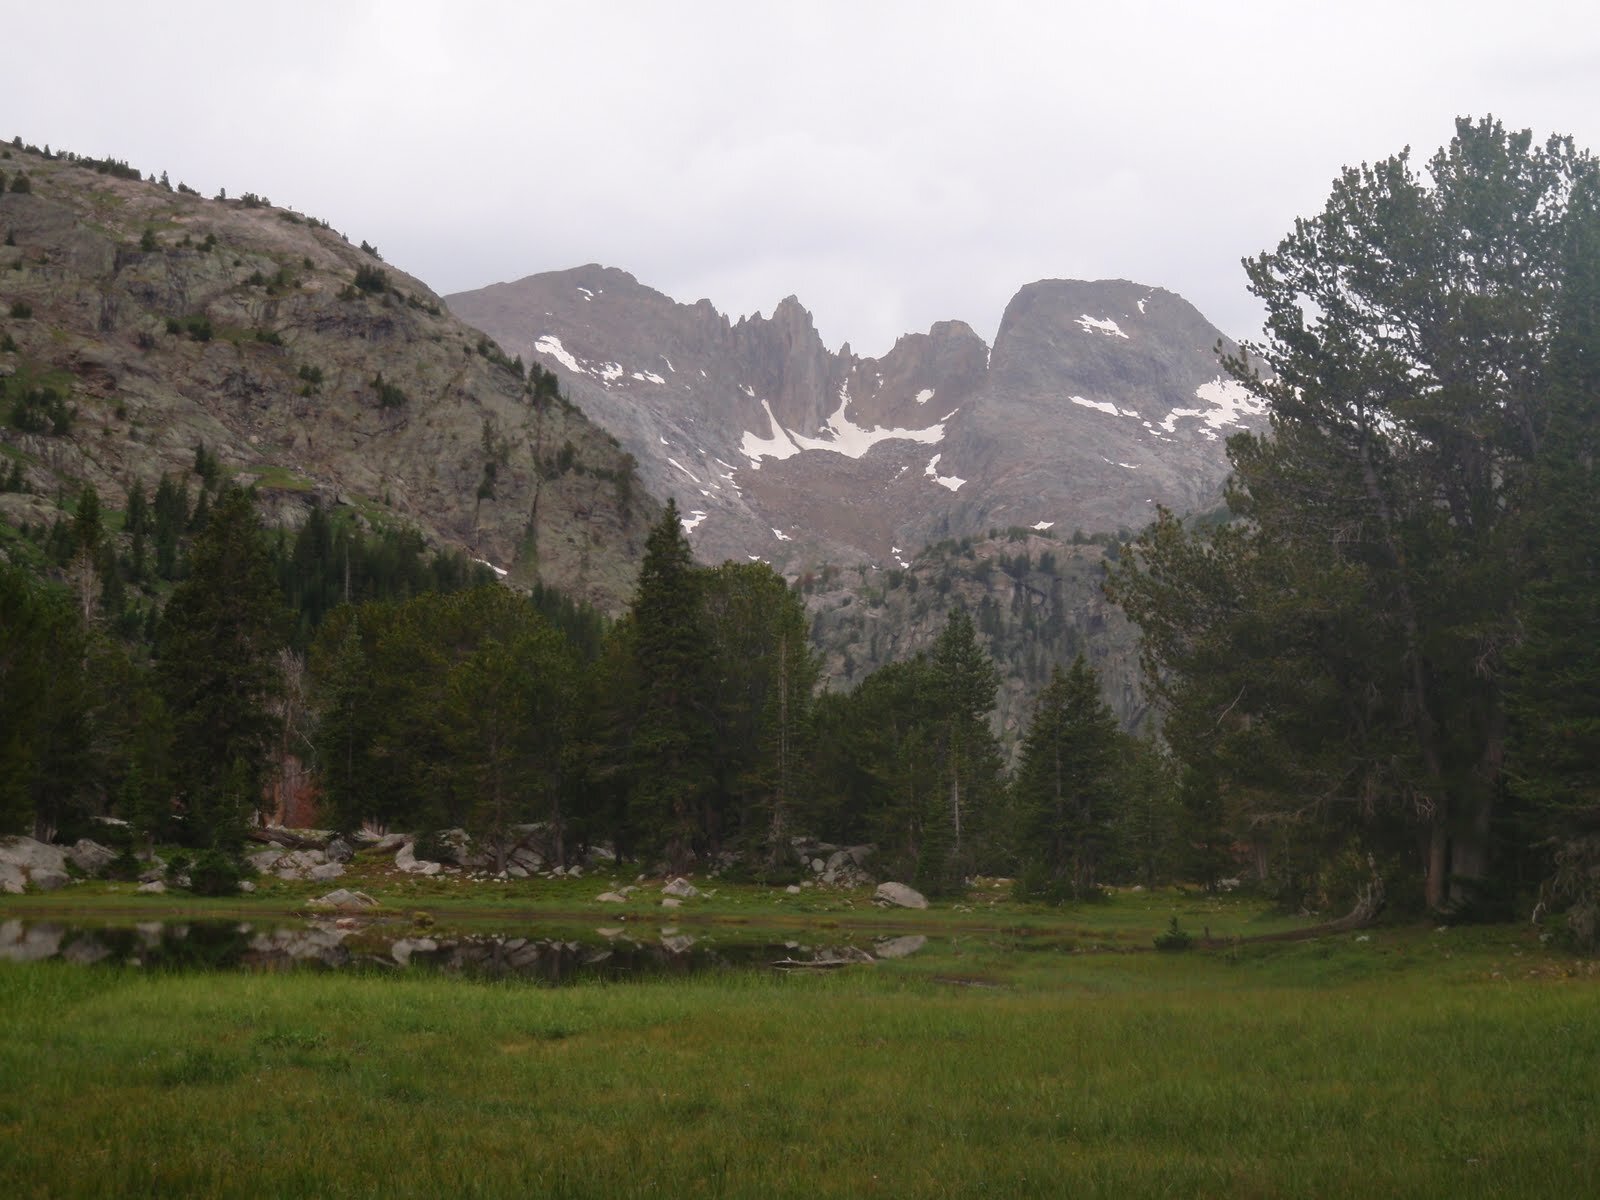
[2,881,1597,1198]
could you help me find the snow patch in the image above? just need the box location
[1071,395,1121,417]
[667,458,701,484]
[681,510,708,534]
[1077,314,1129,339]
[630,370,667,385]
[740,400,802,467]
[533,335,583,374]
[915,388,935,405]
[740,384,755,397]
[661,356,675,373]
[577,286,594,300]
[772,528,792,542]
[1159,377,1267,440]
[1031,521,1054,531]
[1118,462,1140,469]
[786,383,947,458]
[925,453,966,492]
[473,557,509,578]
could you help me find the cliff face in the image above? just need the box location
[0,151,656,614]
[448,267,1260,573]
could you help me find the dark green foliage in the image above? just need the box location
[370,372,406,408]
[8,173,30,193]
[1012,657,1122,900]
[1153,916,1192,951]
[627,500,717,871]
[157,486,289,847]
[186,848,244,895]
[353,264,388,294]
[1111,117,1600,916]
[139,228,157,252]
[9,300,32,319]
[6,382,72,435]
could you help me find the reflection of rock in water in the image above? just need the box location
[2,919,924,979]
[1,919,64,962]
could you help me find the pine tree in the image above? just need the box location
[1013,657,1121,899]
[627,499,716,871]
[157,486,288,847]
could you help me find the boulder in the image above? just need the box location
[395,842,443,875]
[137,880,167,895]
[660,897,682,909]
[308,888,379,910]
[248,849,285,872]
[0,836,67,875]
[874,882,928,910]
[372,832,409,854]
[29,869,70,892]
[873,934,928,959]
[596,892,628,903]
[307,862,346,882]
[0,862,25,895]
[67,839,118,876]
[661,876,701,899]
[238,880,256,893]
[324,837,353,863]
[784,884,801,895]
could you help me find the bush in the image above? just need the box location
[353,264,388,294]
[9,300,32,319]
[1154,916,1193,952]
[187,849,244,896]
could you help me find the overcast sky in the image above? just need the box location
[7,1,1599,356]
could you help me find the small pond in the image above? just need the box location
[0,918,929,982]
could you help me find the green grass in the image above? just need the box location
[1,891,1596,1197]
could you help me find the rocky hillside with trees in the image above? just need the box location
[0,138,657,616]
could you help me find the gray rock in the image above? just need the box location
[874,882,928,909]
[307,862,346,882]
[595,892,628,903]
[0,836,67,875]
[136,880,167,895]
[372,832,409,854]
[784,884,801,895]
[661,876,700,899]
[29,868,70,892]
[660,897,682,909]
[0,862,25,895]
[324,837,353,863]
[68,839,118,876]
[395,842,443,875]
[238,880,256,893]
[873,934,928,959]
[248,849,285,872]
[660,934,697,954]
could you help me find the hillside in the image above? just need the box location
[0,143,656,614]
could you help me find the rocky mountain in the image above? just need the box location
[802,528,1144,752]
[0,146,656,614]
[448,266,1262,572]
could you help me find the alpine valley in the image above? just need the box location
[0,142,1263,742]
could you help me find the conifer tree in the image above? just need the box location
[157,486,288,847]
[1013,656,1121,898]
[628,499,716,871]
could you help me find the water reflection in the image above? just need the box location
[0,918,925,981]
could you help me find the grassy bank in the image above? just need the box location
[2,923,1596,1198]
